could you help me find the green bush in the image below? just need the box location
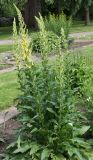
[31,12,72,54]
[31,31,59,54]
[4,8,91,160]
[45,12,72,39]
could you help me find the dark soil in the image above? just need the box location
[0,119,21,154]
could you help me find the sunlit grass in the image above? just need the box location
[0,44,13,53]
[71,20,93,33]
[0,71,19,110]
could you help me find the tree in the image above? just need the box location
[22,0,54,28]
[53,0,93,25]
[23,0,41,29]
[0,0,55,28]
[51,0,81,15]
[81,0,93,25]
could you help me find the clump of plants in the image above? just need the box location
[31,31,59,54]
[80,65,93,135]
[63,53,87,98]
[4,7,92,160]
[31,12,72,54]
[45,12,72,39]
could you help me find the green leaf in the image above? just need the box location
[17,136,21,149]
[72,138,90,149]
[51,154,66,160]
[79,126,90,135]
[7,142,16,149]
[47,108,57,116]
[74,148,87,160]
[13,144,30,154]
[41,149,50,160]
[30,144,40,155]
[31,128,38,133]
[74,126,90,136]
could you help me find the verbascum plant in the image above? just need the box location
[35,13,49,58]
[45,12,72,39]
[4,7,91,160]
[13,5,33,69]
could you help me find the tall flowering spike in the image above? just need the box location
[60,27,68,50]
[13,18,17,39]
[13,17,20,67]
[35,13,49,57]
[61,28,65,41]
[13,5,33,68]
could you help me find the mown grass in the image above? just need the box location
[0,26,12,40]
[0,71,19,110]
[0,26,35,40]
[71,20,93,33]
[82,45,93,66]
[0,44,13,53]
[71,45,93,67]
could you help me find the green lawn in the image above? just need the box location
[0,26,12,40]
[80,45,93,66]
[0,44,13,53]
[0,71,19,110]
[71,21,93,33]
[0,21,93,41]
[0,26,35,40]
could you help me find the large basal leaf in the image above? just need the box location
[7,141,16,149]
[74,126,90,136]
[73,148,89,160]
[47,107,57,116]
[30,144,40,155]
[51,154,66,160]
[41,149,50,160]
[13,144,30,154]
[72,138,90,149]
[79,126,90,135]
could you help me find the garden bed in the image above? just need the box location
[0,118,21,154]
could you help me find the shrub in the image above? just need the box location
[31,31,59,54]
[45,12,72,39]
[4,8,91,160]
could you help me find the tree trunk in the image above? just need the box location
[24,0,41,29]
[56,0,62,14]
[85,7,90,25]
